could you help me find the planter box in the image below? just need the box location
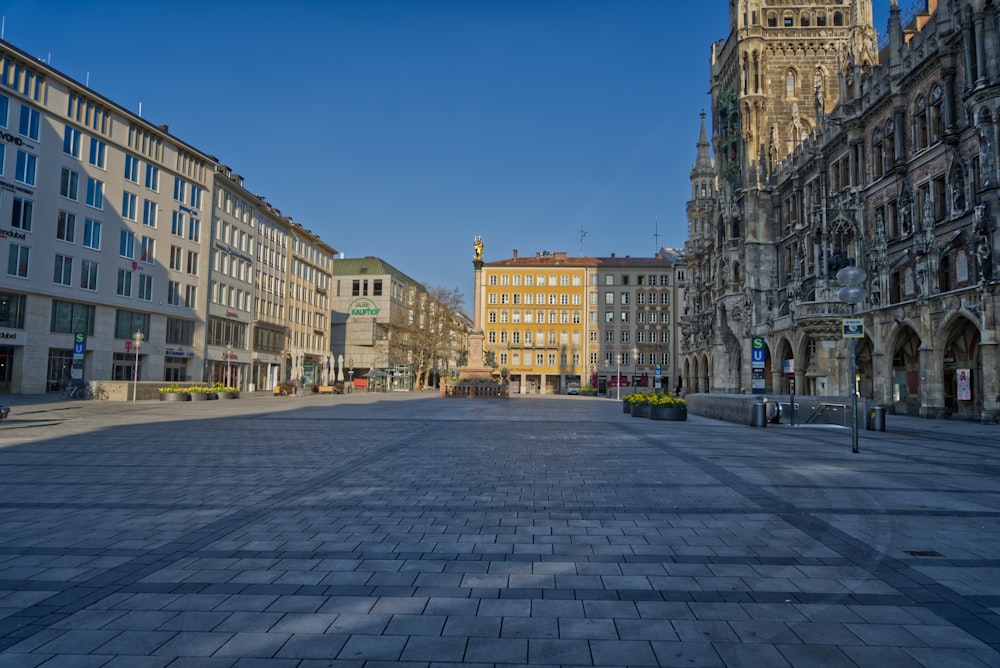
[217,391,239,399]
[622,402,631,414]
[649,406,687,421]
[160,392,190,401]
[631,404,651,418]
[189,392,208,401]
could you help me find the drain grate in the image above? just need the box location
[904,549,943,557]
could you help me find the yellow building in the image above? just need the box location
[481,251,597,394]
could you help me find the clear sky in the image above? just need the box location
[3,0,892,310]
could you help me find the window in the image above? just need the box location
[14,150,36,185]
[621,311,629,322]
[124,154,139,183]
[661,293,670,305]
[57,211,76,242]
[7,244,29,277]
[185,285,197,308]
[189,187,202,210]
[121,191,137,221]
[114,310,150,340]
[81,218,103,250]
[11,197,33,230]
[173,177,186,202]
[50,300,95,335]
[145,164,159,191]
[188,218,200,241]
[18,106,39,140]
[621,331,629,343]
[605,292,614,305]
[63,126,82,157]
[373,279,382,296]
[86,178,104,209]
[167,280,181,306]
[60,168,80,200]
[170,246,184,271]
[171,211,184,236]
[620,292,629,305]
[53,255,72,286]
[86,139,106,169]
[138,273,153,301]
[117,268,133,297]
[119,230,135,258]
[142,199,157,227]
[166,318,194,345]
[80,259,98,290]
[186,251,198,275]
[140,236,155,263]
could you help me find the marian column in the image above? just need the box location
[458,236,493,379]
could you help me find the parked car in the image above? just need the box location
[566,382,580,395]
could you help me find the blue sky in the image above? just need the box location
[4,1,892,308]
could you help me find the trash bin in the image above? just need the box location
[752,401,767,427]
[870,406,886,432]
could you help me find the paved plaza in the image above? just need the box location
[0,391,997,667]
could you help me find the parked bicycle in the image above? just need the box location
[58,383,107,400]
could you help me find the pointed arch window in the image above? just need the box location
[929,85,944,143]
[785,70,797,98]
[872,129,885,178]
[833,11,844,26]
[914,95,929,149]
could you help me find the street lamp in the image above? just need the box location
[132,330,144,403]
[225,344,233,388]
[348,358,354,393]
[837,264,867,454]
[632,346,639,391]
[616,353,621,401]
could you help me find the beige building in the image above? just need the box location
[682,0,1000,420]
[286,225,335,388]
[0,40,214,393]
[0,38,341,395]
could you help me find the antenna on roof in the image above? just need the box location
[577,227,587,256]
[654,218,661,255]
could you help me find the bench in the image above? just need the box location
[316,384,343,394]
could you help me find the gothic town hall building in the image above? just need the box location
[681,0,999,420]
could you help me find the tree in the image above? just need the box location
[393,286,466,389]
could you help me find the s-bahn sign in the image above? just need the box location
[349,298,380,316]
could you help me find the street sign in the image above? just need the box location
[843,318,864,338]
[751,349,766,364]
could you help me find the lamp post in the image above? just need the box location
[632,346,639,391]
[348,358,354,393]
[225,344,233,388]
[132,330,144,403]
[837,264,867,454]
[616,353,621,401]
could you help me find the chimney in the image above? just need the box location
[512,249,518,260]
[610,252,616,258]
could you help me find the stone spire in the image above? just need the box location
[690,110,715,180]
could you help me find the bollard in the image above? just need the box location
[752,401,766,427]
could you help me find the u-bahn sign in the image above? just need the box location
[349,298,380,316]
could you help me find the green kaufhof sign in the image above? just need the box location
[349,298,380,316]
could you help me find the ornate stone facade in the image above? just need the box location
[682,0,1000,421]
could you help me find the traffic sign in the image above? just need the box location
[843,318,864,338]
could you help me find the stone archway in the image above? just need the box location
[890,324,922,415]
[774,338,795,394]
[942,316,982,419]
[701,353,712,393]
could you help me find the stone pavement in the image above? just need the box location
[0,391,997,667]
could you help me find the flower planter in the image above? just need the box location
[189,392,208,401]
[649,406,687,421]
[216,391,239,399]
[205,392,218,400]
[160,392,190,401]
[631,404,651,418]
[622,402,632,414]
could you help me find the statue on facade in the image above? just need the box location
[974,205,994,281]
[473,236,484,262]
[978,124,995,187]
